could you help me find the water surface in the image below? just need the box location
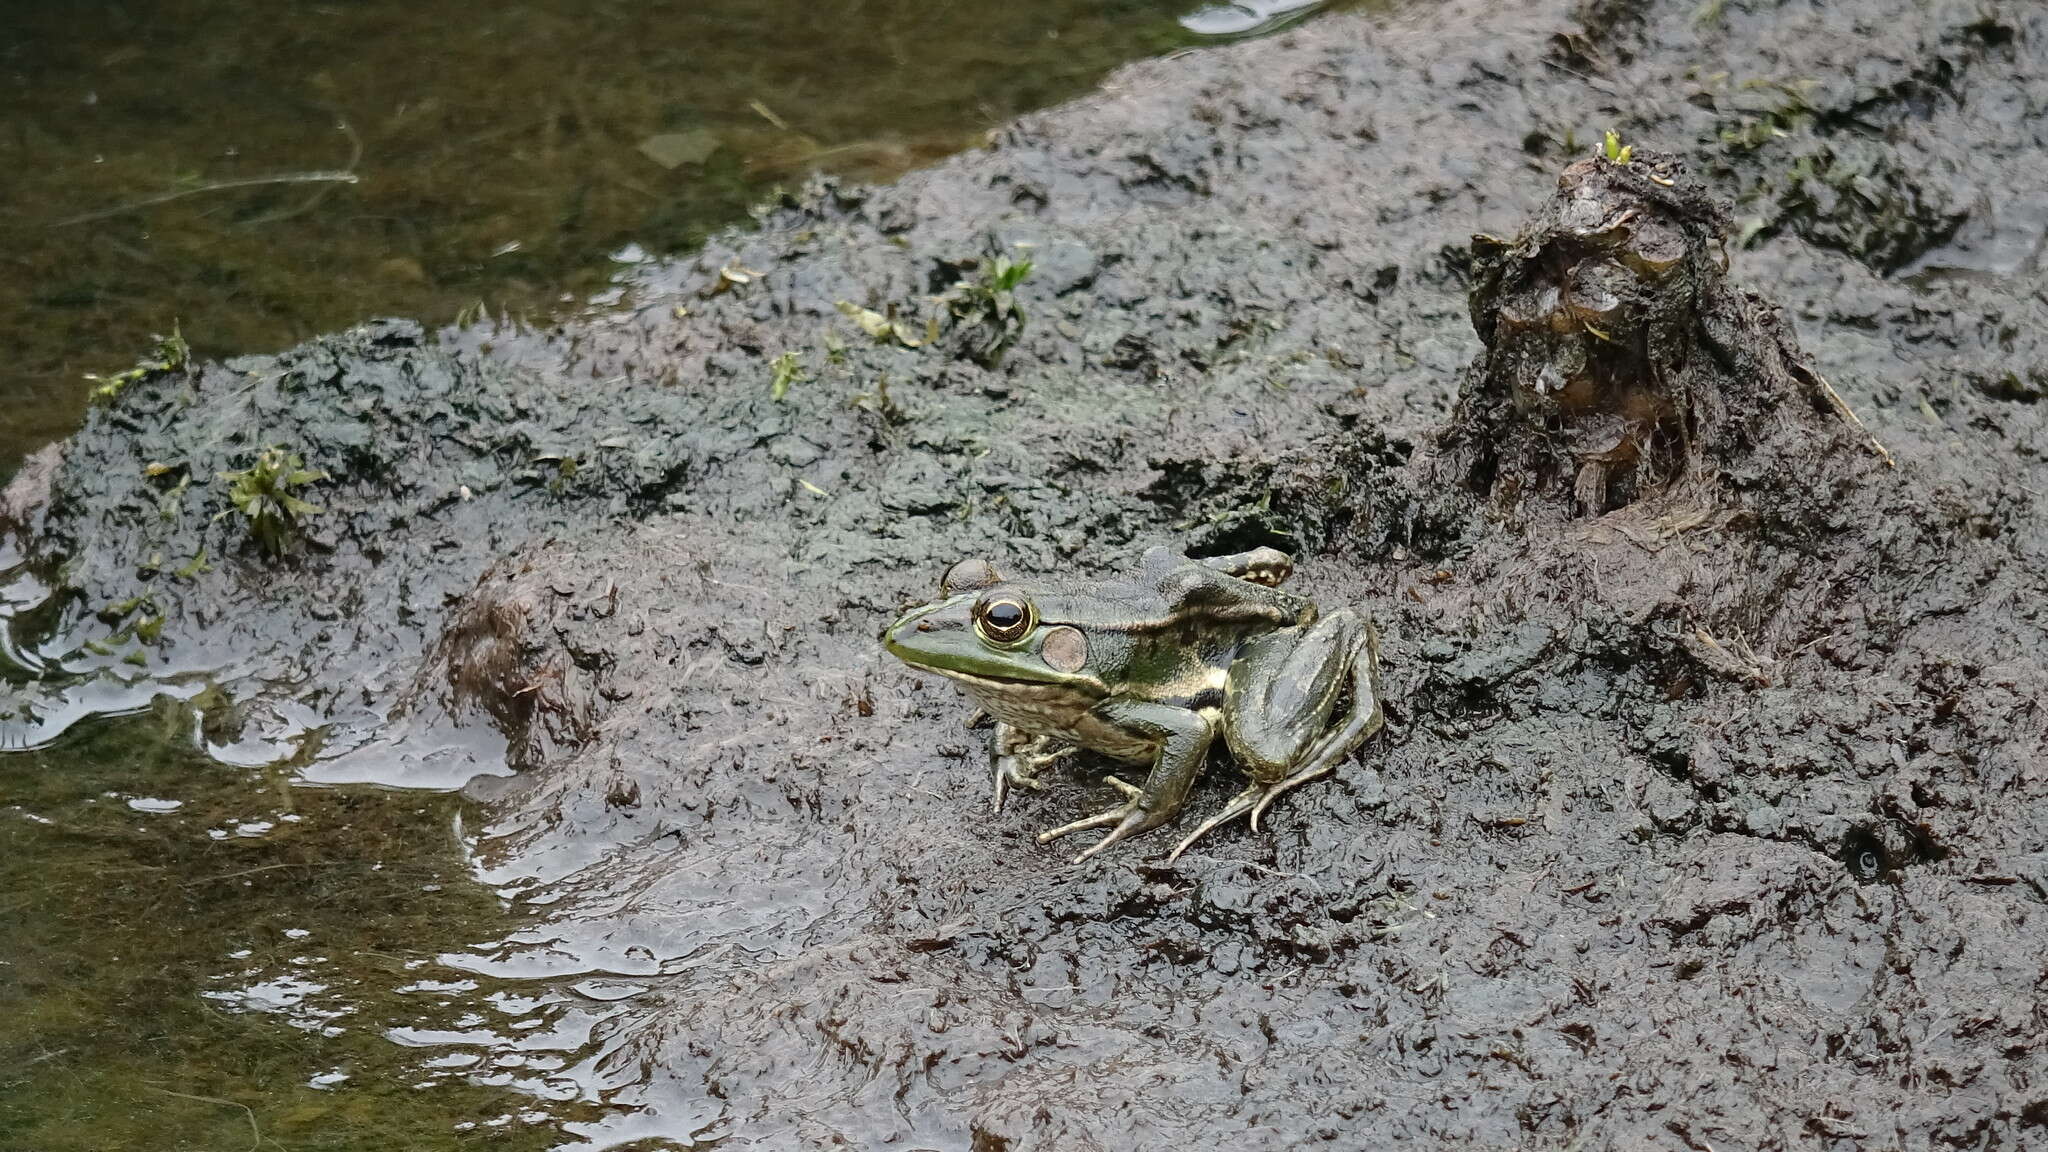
[1,0,1333,476]
[0,702,572,1149]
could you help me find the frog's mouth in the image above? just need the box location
[925,665,1079,693]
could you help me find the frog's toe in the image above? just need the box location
[1039,776,1166,861]
[1071,807,1167,863]
[1167,786,1261,862]
[991,753,1058,812]
[1102,774,1143,801]
[1247,759,1339,832]
[990,731,1076,812]
[1168,761,1342,862]
[1035,776,1139,839]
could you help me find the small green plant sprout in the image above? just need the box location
[1602,129,1634,165]
[214,447,328,556]
[144,460,193,521]
[85,322,192,404]
[850,375,908,425]
[941,253,1034,367]
[542,454,580,496]
[836,300,923,348]
[172,548,212,581]
[769,351,806,401]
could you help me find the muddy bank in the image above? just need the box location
[9,0,2048,1147]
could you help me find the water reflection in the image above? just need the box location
[1180,0,1330,37]
[0,704,578,1148]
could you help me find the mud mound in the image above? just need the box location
[9,0,2048,1146]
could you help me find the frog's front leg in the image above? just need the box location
[989,723,1075,813]
[1036,698,1213,863]
[1139,546,1314,627]
[1191,546,1295,588]
[1169,609,1384,861]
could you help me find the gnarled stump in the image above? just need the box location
[1439,149,1886,519]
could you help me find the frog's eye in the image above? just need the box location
[973,595,1035,646]
[941,558,1003,597]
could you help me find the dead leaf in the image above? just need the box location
[636,128,720,170]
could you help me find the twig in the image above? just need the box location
[181,860,343,887]
[51,172,360,228]
[237,121,365,227]
[1539,56,1623,97]
[1813,371,1896,468]
[748,99,794,132]
[17,1047,70,1069]
[142,1085,262,1150]
[52,119,365,229]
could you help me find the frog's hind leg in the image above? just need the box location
[1166,785,1265,862]
[1168,612,1385,862]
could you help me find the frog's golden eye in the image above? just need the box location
[973,595,1034,646]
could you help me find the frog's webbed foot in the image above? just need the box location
[1036,699,1211,864]
[1167,758,1338,862]
[1193,546,1295,588]
[1037,776,1170,863]
[991,726,1074,813]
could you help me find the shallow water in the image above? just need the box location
[0,0,1343,478]
[0,702,575,1149]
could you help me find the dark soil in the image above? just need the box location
[8,0,2047,1147]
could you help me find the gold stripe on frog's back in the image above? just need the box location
[1140,660,1228,709]
[1105,623,1232,705]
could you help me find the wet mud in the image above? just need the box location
[8,0,2048,1147]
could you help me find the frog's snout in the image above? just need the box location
[881,603,939,654]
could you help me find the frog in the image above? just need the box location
[881,545,1385,862]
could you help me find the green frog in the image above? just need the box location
[882,545,1385,862]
